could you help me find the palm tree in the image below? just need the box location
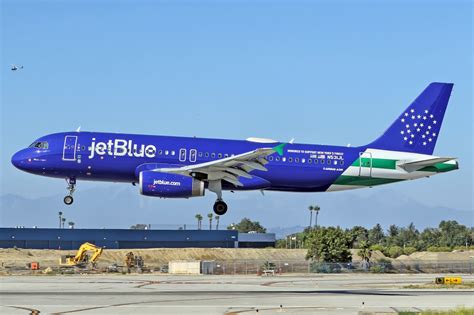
[58,211,63,229]
[68,221,75,229]
[207,213,213,230]
[308,206,314,228]
[61,217,66,229]
[215,216,220,230]
[195,214,203,230]
[313,205,321,228]
[357,241,372,270]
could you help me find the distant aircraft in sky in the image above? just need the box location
[12,83,458,215]
[10,64,23,71]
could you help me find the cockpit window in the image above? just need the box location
[29,141,49,149]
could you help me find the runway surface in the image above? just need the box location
[1,273,473,314]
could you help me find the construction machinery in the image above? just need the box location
[124,251,144,273]
[26,262,40,270]
[59,242,103,268]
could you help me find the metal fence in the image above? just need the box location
[192,260,474,275]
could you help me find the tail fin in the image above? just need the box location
[367,82,453,155]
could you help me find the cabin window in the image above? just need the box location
[158,150,163,155]
[224,154,229,158]
[308,159,312,164]
[282,157,286,162]
[218,153,222,158]
[320,159,324,164]
[340,161,344,166]
[211,153,216,158]
[295,158,300,163]
[268,156,273,161]
[165,150,169,155]
[275,156,280,161]
[288,157,293,162]
[205,152,209,157]
[171,151,176,156]
[301,158,305,163]
[198,152,203,157]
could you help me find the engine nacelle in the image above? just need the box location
[139,171,205,198]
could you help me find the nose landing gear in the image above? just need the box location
[64,178,76,205]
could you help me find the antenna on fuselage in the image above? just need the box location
[289,138,295,144]
[76,126,81,132]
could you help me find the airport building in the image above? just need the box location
[0,228,275,250]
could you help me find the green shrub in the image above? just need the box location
[369,244,385,252]
[388,246,403,258]
[403,246,417,256]
[427,246,452,252]
[370,265,385,273]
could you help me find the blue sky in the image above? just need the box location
[1,1,472,219]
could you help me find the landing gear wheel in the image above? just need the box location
[64,178,76,205]
[213,200,228,215]
[64,195,74,205]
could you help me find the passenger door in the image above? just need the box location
[62,136,78,161]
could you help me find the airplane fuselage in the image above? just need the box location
[12,131,457,193]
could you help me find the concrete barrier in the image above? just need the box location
[169,261,201,274]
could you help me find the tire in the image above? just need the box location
[64,195,74,205]
[213,201,228,215]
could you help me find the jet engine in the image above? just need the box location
[139,171,205,198]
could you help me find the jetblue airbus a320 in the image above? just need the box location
[12,83,458,215]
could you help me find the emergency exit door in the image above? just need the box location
[358,152,372,177]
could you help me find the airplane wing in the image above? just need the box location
[398,157,456,172]
[151,143,287,187]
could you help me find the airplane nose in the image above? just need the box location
[11,150,28,169]
[11,151,22,168]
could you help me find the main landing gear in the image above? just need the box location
[209,180,228,215]
[64,178,76,205]
[213,200,228,216]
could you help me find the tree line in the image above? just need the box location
[278,220,473,262]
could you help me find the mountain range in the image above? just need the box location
[0,185,471,239]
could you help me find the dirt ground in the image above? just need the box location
[0,247,307,272]
[0,248,472,274]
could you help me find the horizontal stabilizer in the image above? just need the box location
[398,157,456,172]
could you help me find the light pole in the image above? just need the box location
[314,205,321,228]
[215,216,220,230]
[308,206,313,229]
[58,211,63,229]
[291,236,297,249]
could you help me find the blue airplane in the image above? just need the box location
[11,83,458,215]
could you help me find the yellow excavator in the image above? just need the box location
[59,242,103,268]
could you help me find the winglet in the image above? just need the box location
[273,143,288,156]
